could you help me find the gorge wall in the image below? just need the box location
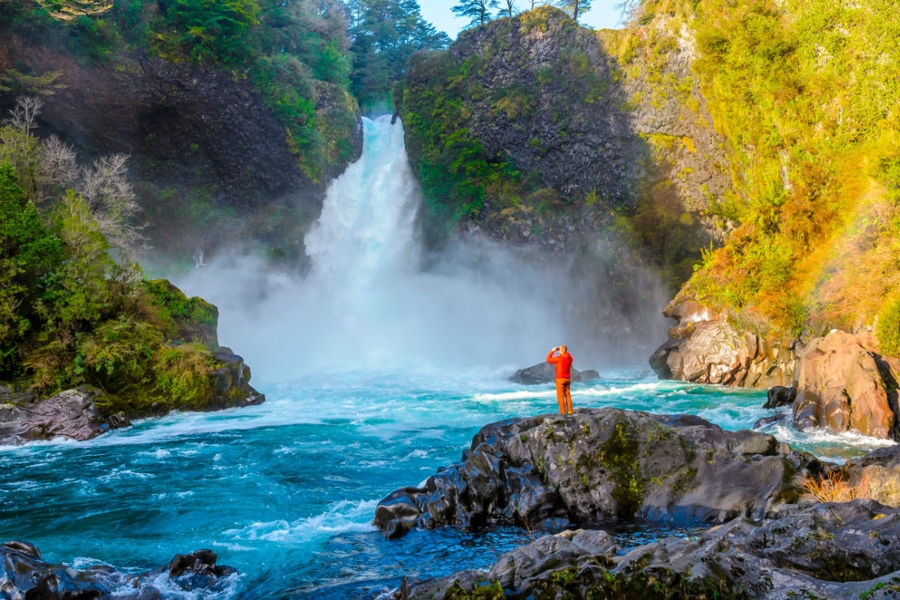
[396,1,900,388]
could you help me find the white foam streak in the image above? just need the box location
[235,499,379,544]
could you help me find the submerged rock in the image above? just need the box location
[0,541,237,599]
[0,387,125,446]
[400,499,900,599]
[508,363,598,385]
[792,330,899,440]
[373,408,819,538]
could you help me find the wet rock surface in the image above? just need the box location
[509,362,599,385]
[650,294,798,388]
[764,385,797,409]
[0,387,124,446]
[400,500,900,599]
[0,541,237,599]
[210,349,266,410]
[373,408,819,539]
[792,330,899,440]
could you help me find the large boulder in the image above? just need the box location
[0,540,237,599]
[508,363,599,385]
[0,387,127,446]
[791,330,898,439]
[373,408,819,538]
[401,499,900,599]
[650,294,798,388]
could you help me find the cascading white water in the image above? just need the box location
[174,116,634,379]
[305,117,420,289]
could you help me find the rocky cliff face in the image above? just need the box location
[399,7,730,262]
[649,291,798,388]
[0,35,361,261]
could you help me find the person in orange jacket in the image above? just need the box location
[547,345,574,415]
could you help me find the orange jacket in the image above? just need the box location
[547,351,573,379]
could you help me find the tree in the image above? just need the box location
[498,0,518,17]
[346,0,450,109]
[556,0,591,21]
[452,0,499,29]
[614,0,642,22]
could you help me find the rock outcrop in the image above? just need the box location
[0,387,125,446]
[0,540,236,599]
[763,385,797,409]
[210,349,266,410]
[400,500,900,599]
[791,330,899,440]
[0,350,263,446]
[509,362,599,385]
[400,7,731,252]
[649,293,798,388]
[373,408,818,539]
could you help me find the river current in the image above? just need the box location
[2,117,895,598]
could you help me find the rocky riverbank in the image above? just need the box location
[0,280,264,446]
[0,541,237,599]
[399,500,900,599]
[373,408,822,539]
[377,409,900,599]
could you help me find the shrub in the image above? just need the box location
[0,163,64,374]
[877,295,900,357]
[801,470,871,504]
[76,316,163,395]
[154,342,215,409]
[143,279,218,348]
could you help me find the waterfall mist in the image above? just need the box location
[172,117,670,381]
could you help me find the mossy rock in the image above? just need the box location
[143,279,218,349]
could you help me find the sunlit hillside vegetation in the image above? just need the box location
[608,0,900,346]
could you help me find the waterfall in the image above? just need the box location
[175,116,583,379]
[305,117,419,285]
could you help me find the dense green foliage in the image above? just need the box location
[345,0,450,110]
[877,296,900,358]
[0,117,227,414]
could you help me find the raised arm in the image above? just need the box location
[547,347,559,363]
